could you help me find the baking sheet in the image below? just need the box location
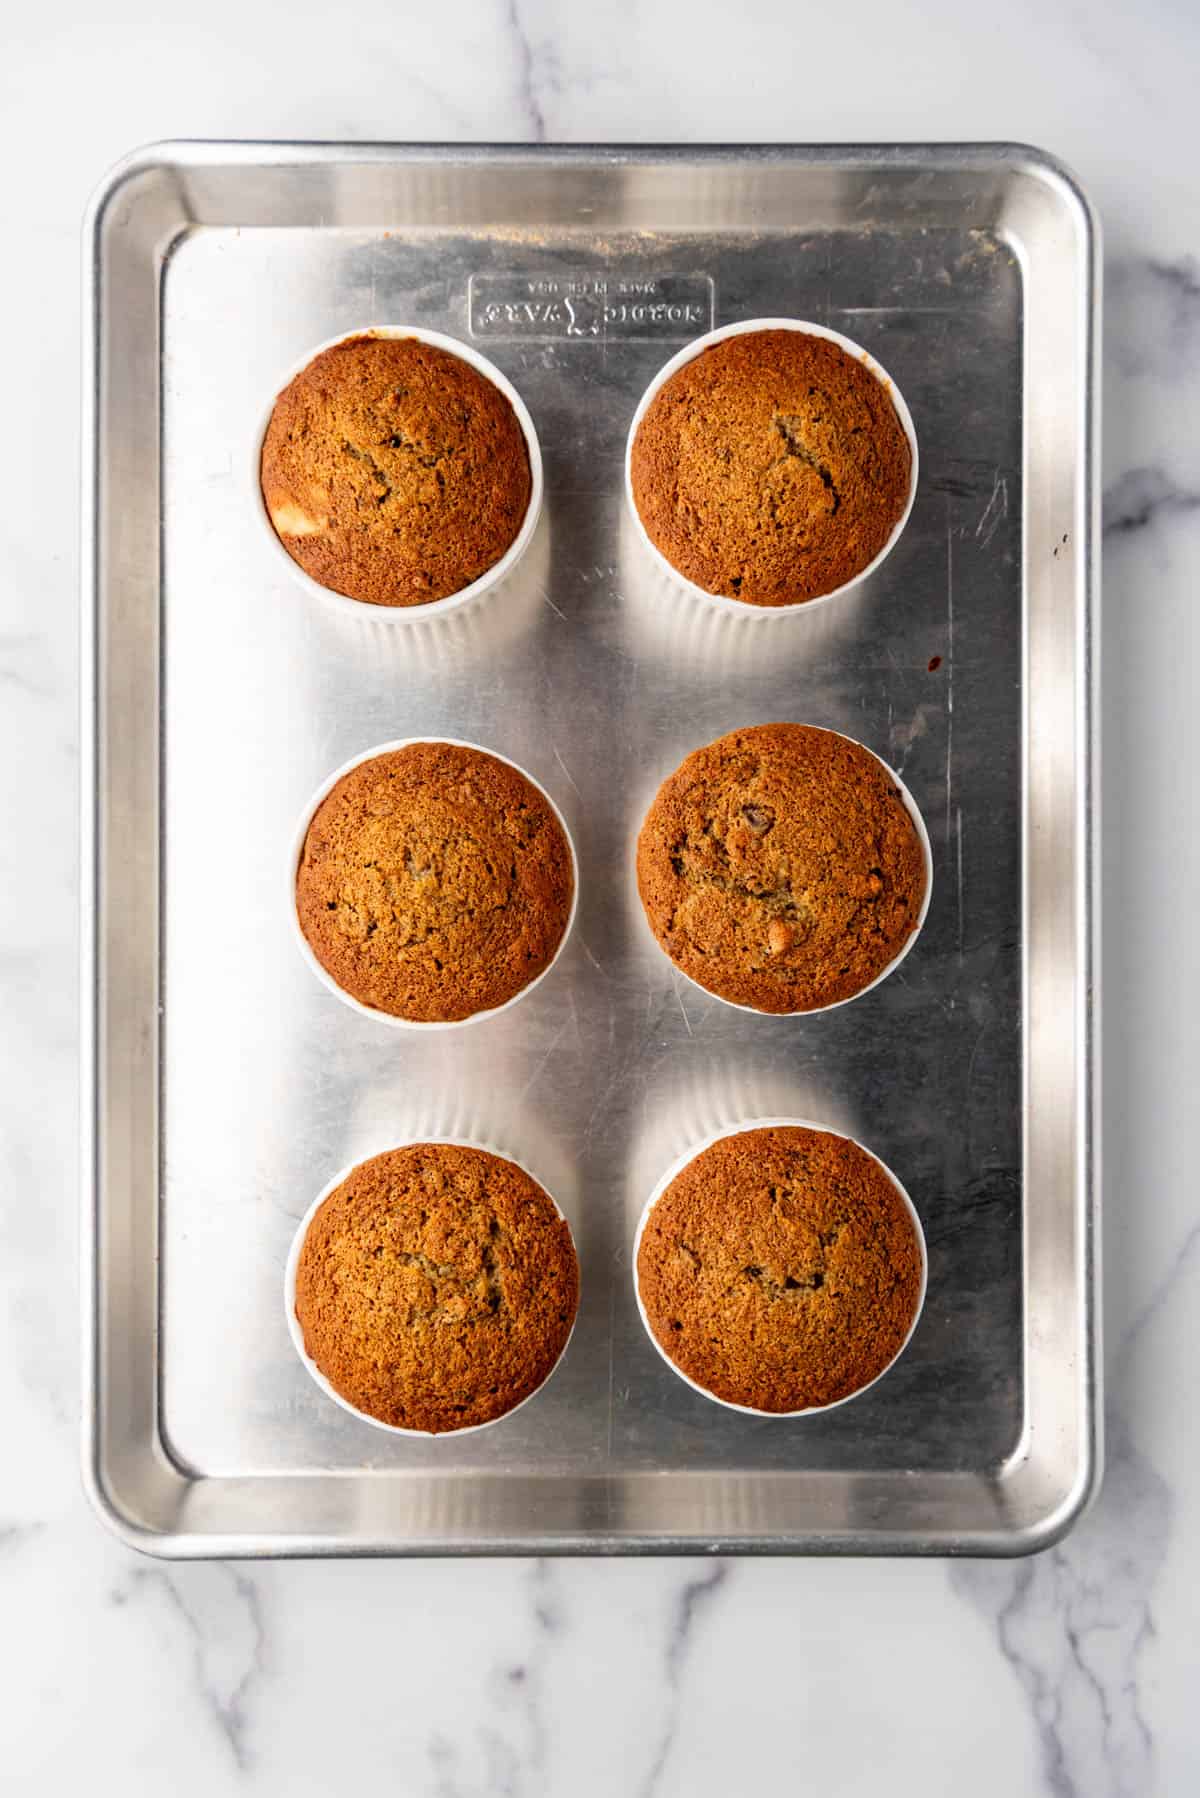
[83,144,1099,1554]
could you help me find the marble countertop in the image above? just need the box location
[4,1,1199,1791]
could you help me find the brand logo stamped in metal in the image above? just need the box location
[468,273,715,342]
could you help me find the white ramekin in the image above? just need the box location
[633,1117,927,1418]
[290,737,578,1030]
[285,1139,578,1437]
[254,326,544,620]
[637,723,934,1018]
[625,317,919,617]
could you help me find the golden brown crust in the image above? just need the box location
[261,334,532,607]
[295,1144,579,1432]
[296,742,574,1023]
[636,1125,923,1411]
[636,723,926,1013]
[630,328,911,607]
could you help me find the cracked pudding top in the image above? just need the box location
[294,1144,579,1432]
[636,1125,923,1412]
[261,334,532,606]
[636,723,927,1013]
[629,328,912,606]
[295,741,574,1023]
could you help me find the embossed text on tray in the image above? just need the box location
[468,273,715,342]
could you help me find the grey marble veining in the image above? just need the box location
[110,1569,267,1771]
[635,1565,730,1798]
[3,0,1200,1790]
[1103,466,1200,536]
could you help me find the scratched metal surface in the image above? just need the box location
[85,146,1098,1554]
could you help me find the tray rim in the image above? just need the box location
[81,138,1101,1559]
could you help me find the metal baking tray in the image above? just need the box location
[83,143,1099,1557]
